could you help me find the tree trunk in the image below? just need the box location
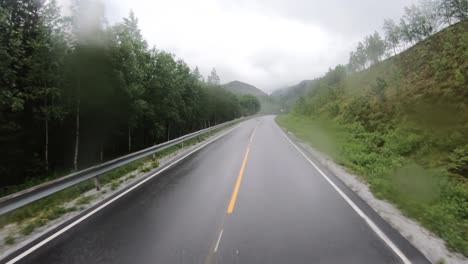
[45,113,49,173]
[44,90,49,173]
[128,125,132,152]
[100,142,104,162]
[167,123,170,141]
[73,98,80,171]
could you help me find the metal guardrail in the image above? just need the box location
[0,117,246,216]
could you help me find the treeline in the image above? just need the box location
[349,0,467,71]
[0,0,259,188]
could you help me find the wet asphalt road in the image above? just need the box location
[15,116,429,264]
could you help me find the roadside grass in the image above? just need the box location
[19,206,77,236]
[0,124,233,245]
[75,195,95,206]
[4,235,15,245]
[276,115,468,257]
[0,157,152,238]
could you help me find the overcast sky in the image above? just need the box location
[59,0,417,93]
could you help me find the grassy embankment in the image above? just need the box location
[277,20,468,256]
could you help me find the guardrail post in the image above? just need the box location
[93,177,101,191]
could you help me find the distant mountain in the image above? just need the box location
[222,80,281,114]
[222,81,268,97]
[271,80,315,112]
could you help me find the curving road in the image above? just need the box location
[12,116,429,264]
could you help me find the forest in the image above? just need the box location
[0,0,260,190]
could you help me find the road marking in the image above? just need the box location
[226,126,257,214]
[214,229,224,252]
[280,131,412,264]
[5,125,240,264]
[249,126,257,143]
[227,147,250,214]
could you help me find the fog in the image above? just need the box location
[59,0,417,92]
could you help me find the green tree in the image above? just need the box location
[28,0,69,172]
[207,68,220,85]
[364,32,386,65]
[439,0,468,25]
[0,0,68,182]
[401,4,437,43]
[67,0,116,169]
[239,95,261,116]
[0,0,245,189]
[348,41,367,72]
[109,10,149,152]
[192,66,204,82]
[383,19,401,55]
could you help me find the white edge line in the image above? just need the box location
[214,229,223,253]
[6,125,239,264]
[280,131,412,264]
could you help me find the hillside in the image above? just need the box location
[222,80,268,97]
[222,81,281,114]
[277,20,468,256]
[271,80,315,112]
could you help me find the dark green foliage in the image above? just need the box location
[18,205,75,235]
[75,195,95,205]
[448,145,468,177]
[4,235,15,245]
[0,1,253,192]
[239,95,261,116]
[371,78,387,101]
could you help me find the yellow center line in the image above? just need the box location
[227,147,250,214]
[227,126,257,214]
[204,125,258,262]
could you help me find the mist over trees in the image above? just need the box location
[348,0,467,72]
[207,68,220,85]
[0,0,259,189]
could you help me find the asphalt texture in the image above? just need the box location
[14,116,430,264]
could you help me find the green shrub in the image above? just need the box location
[448,145,468,177]
[383,128,423,156]
[76,195,95,206]
[5,235,15,245]
[140,166,150,173]
[20,222,36,236]
[110,181,119,191]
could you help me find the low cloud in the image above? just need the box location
[58,0,416,92]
